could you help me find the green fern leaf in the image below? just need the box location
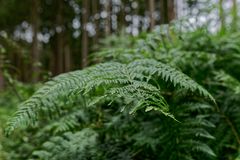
[5,59,214,135]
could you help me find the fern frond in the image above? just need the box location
[5,59,214,135]
[129,59,215,102]
[32,128,98,160]
[183,140,216,157]
[43,109,89,134]
[215,70,240,94]
[130,102,216,159]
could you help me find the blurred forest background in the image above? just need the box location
[0,0,236,86]
[1,0,240,160]
[0,0,177,86]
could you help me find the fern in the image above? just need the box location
[42,109,89,134]
[32,128,98,160]
[6,24,240,159]
[5,59,214,135]
[89,26,240,159]
[215,71,240,94]
[129,102,216,159]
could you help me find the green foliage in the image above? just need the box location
[129,102,216,159]
[0,81,37,160]
[3,24,240,160]
[93,25,240,159]
[32,128,98,160]
[5,58,213,135]
[215,71,240,94]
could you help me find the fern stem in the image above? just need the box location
[215,104,240,145]
[223,114,240,145]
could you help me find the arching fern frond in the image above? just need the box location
[129,59,215,102]
[5,59,214,135]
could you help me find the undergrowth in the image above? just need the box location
[2,25,240,160]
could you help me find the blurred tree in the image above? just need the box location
[160,0,175,24]
[149,0,155,30]
[118,0,126,30]
[55,0,64,74]
[81,0,90,68]
[168,0,175,22]
[0,73,3,89]
[0,0,180,83]
[63,39,71,72]
[104,0,111,35]
[31,0,41,82]
[0,55,4,89]
[92,0,100,45]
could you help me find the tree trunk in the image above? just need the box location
[0,55,4,90]
[160,0,168,24]
[119,1,125,31]
[64,43,71,72]
[149,0,155,30]
[168,0,175,22]
[160,0,175,24]
[92,0,99,45]
[0,71,3,90]
[31,0,40,82]
[55,0,64,74]
[81,0,89,68]
[104,0,111,36]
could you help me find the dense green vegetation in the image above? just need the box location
[1,0,240,159]
[1,24,240,159]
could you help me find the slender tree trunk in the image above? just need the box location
[31,0,40,82]
[149,0,155,30]
[160,0,175,24]
[219,0,225,33]
[81,0,89,68]
[0,55,4,90]
[55,0,64,74]
[160,0,168,24]
[104,0,111,36]
[168,0,175,22]
[0,72,4,90]
[92,0,99,45]
[119,1,125,31]
[64,42,71,72]
[232,0,237,31]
